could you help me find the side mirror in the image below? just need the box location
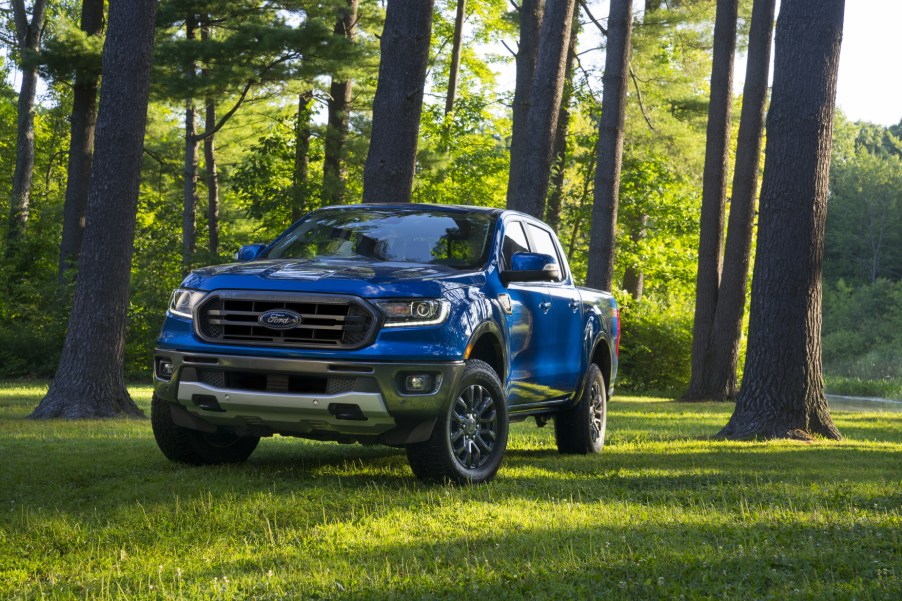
[236,243,267,262]
[501,252,561,285]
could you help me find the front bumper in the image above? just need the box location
[153,350,466,445]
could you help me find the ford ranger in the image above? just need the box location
[152,204,619,484]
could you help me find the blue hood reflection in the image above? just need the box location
[180,258,486,298]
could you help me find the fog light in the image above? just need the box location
[406,375,427,391]
[400,373,438,394]
[156,358,174,380]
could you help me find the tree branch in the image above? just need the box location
[578,0,607,37]
[193,52,298,143]
[509,0,521,12]
[629,63,656,132]
[573,53,598,102]
[500,39,517,58]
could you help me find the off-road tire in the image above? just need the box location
[555,364,607,454]
[151,394,259,465]
[406,360,509,484]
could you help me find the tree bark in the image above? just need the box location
[719,0,845,440]
[506,0,544,211]
[31,0,159,419]
[322,0,358,205]
[5,0,46,256]
[506,0,576,219]
[293,91,314,222]
[444,0,466,115]
[622,213,648,299]
[201,22,219,258]
[585,0,632,291]
[58,0,104,280]
[182,16,199,270]
[708,0,776,401]
[685,0,739,401]
[362,0,434,204]
[204,97,219,257]
[545,10,579,233]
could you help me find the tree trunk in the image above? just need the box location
[445,0,467,115]
[545,10,579,233]
[293,91,314,222]
[181,16,199,269]
[201,23,219,258]
[708,0,776,401]
[585,0,632,291]
[322,0,358,205]
[204,98,219,257]
[31,0,159,419]
[506,0,544,211]
[719,0,845,440]
[5,0,46,256]
[183,103,198,269]
[622,213,648,299]
[362,0,434,204]
[182,17,199,270]
[685,0,739,401]
[506,0,576,219]
[58,0,104,280]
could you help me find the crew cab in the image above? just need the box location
[152,204,619,484]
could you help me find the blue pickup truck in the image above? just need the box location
[152,204,619,484]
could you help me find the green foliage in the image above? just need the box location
[616,293,694,395]
[826,120,902,284]
[39,10,105,81]
[415,95,510,207]
[821,117,902,392]
[822,279,902,381]
[2,384,900,598]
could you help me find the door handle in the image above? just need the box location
[539,301,552,313]
[569,300,580,311]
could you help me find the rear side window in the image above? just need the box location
[501,221,530,270]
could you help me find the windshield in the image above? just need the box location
[264,207,497,270]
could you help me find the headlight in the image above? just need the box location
[168,288,206,319]
[373,299,450,327]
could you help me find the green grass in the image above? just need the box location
[1,382,900,600]
[826,375,902,400]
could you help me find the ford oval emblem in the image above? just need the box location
[258,309,302,330]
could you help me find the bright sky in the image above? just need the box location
[833,0,902,126]
[576,1,902,127]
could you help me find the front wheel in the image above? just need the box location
[151,395,259,465]
[555,364,607,454]
[406,360,509,484]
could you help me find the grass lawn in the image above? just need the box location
[1,382,899,600]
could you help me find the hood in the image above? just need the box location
[180,258,485,298]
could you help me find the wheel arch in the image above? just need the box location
[464,322,507,384]
[590,337,613,392]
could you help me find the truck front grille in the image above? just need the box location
[195,292,378,349]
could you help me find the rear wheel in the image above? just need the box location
[151,395,259,465]
[555,364,607,454]
[406,360,508,484]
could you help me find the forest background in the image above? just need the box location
[0,0,900,399]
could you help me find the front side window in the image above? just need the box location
[526,223,565,281]
[264,208,496,270]
[501,221,530,270]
